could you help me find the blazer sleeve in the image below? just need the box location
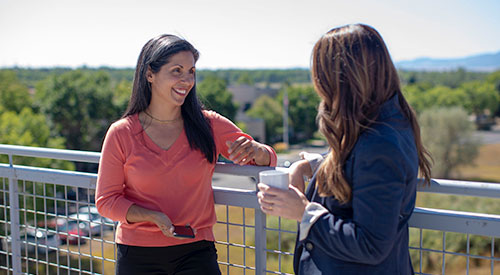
[95,123,135,223]
[207,111,277,167]
[298,137,408,265]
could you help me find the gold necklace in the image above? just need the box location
[144,111,183,124]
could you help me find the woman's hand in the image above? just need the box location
[289,151,323,192]
[149,211,175,238]
[288,159,312,193]
[257,183,309,222]
[226,137,270,166]
[126,204,175,237]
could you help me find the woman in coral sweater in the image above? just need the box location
[96,34,276,275]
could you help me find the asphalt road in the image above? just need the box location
[474,128,500,144]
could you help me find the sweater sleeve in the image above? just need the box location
[95,123,135,223]
[206,111,277,167]
[298,137,407,265]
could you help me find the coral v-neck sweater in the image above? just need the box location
[96,110,277,247]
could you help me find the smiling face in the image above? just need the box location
[147,51,196,110]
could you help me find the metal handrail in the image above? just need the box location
[2,144,500,198]
[420,178,500,198]
[0,144,101,163]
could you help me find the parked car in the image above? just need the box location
[68,213,103,236]
[40,218,88,245]
[475,114,496,130]
[55,219,88,245]
[2,228,60,254]
[78,206,116,231]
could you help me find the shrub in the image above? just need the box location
[419,106,480,178]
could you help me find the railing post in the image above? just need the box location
[254,209,267,274]
[8,154,22,274]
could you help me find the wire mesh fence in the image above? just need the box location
[0,179,117,275]
[0,144,499,275]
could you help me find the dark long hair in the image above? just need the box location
[122,34,216,163]
[312,24,432,203]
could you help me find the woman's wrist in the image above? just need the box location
[254,143,271,166]
[295,159,313,179]
[126,204,158,224]
[144,209,161,223]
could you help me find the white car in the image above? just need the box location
[68,213,103,236]
[78,206,116,231]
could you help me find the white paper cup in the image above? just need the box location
[259,170,289,190]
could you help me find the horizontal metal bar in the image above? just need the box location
[213,186,260,208]
[409,207,500,237]
[0,144,101,163]
[0,164,261,208]
[0,164,97,189]
[2,144,499,197]
[214,162,277,179]
[408,246,500,261]
[215,221,256,228]
[418,179,500,198]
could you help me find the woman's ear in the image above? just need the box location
[146,67,154,83]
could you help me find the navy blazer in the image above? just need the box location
[294,95,418,275]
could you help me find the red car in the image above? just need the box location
[40,218,88,245]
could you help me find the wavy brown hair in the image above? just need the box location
[312,24,432,203]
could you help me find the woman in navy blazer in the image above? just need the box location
[257,24,432,274]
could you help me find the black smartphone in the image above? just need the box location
[173,225,195,238]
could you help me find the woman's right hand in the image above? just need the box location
[126,204,175,237]
[149,211,175,237]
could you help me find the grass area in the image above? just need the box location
[454,143,500,182]
[76,232,116,275]
[412,142,500,274]
[213,205,296,275]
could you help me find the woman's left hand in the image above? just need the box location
[226,137,270,166]
[257,183,309,221]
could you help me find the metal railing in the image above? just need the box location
[0,144,499,274]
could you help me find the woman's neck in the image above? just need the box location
[146,103,182,121]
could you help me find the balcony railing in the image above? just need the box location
[0,144,499,274]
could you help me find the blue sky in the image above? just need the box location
[0,0,499,69]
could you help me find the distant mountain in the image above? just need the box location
[396,51,500,72]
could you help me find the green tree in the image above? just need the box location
[236,72,254,85]
[0,70,33,113]
[403,81,499,120]
[399,69,488,88]
[246,95,283,143]
[402,83,433,113]
[458,81,499,116]
[277,85,320,143]
[34,70,116,152]
[419,107,480,178]
[486,70,500,91]
[197,75,238,121]
[112,79,132,115]
[0,107,72,169]
[403,84,467,114]
[486,70,500,116]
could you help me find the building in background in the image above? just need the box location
[228,84,278,143]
